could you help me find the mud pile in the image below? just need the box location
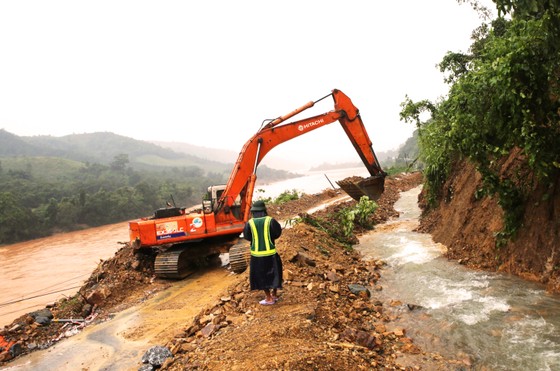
[158,172,460,370]
[418,154,560,293]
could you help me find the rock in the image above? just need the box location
[212,307,224,315]
[341,328,379,349]
[329,284,339,293]
[200,323,216,338]
[326,271,340,282]
[348,284,370,298]
[201,314,213,324]
[131,260,141,270]
[141,345,172,367]
[161,357,174,369]
[138,364,154,371]
[9,343,23,357]
[34,316,51,326]
[81,303,93,317]
[374,324,386,333]
[292,252,316,267]
[329,263,345,273]
[179,343,197,353]
[87,287,109,306]
[284,269,294,281]
[29,308,53,320]
[211,314,226,325]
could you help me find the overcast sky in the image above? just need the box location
[0,1,492,171]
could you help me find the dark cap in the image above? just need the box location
[250,200,267,212]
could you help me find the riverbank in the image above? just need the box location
[417,158,560,293]
[1,172,463,369]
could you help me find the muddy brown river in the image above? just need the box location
[0,222,130,327]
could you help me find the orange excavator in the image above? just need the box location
[128,89,386,278]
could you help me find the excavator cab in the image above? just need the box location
[203,185,242,218]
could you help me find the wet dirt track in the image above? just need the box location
[4,265,240,371]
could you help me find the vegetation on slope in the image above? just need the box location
[400,0,560,243]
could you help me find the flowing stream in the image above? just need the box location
[357,185,560,370]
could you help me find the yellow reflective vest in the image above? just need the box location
[248,216,277,257]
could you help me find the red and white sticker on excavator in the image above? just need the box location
[191,217,203,229]
[156,221,187,240]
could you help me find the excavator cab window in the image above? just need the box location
[154,207,182,219]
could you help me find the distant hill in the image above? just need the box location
[0,129,232,172]
[309,162,362,171]
[0,129,300,181]
[151,141,238,164]
[0,129,302,244]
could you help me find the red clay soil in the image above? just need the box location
[418,151,560,293]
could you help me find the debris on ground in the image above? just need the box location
[155,172,462,370]
[140,345,174,370]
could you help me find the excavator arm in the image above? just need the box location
[217,89,386,222]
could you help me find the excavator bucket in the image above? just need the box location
[336,175,385,201]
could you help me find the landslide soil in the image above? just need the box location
[418,151,560,293]
[1,172,463,370]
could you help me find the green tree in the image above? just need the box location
[400,0,560,241]
[110,154,130,172]
[0,192,39,243]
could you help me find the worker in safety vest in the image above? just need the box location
[243,200,283,305]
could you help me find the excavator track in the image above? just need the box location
[154,247,196,279]
[229,240,251,274]
[154,236,241,279]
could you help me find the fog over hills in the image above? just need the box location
[151,140,398,172]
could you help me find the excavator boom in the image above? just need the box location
[217,89,385,220]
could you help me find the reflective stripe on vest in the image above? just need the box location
[248,216,276,257]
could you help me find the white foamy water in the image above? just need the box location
[356,185,560,370]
